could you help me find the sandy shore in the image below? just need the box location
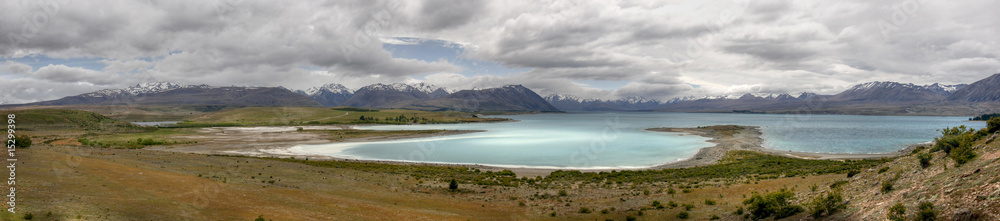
[152,125,916,178]
[646,125,910,169]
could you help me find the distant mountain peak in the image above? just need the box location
[305,83,353,96]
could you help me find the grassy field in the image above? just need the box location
[181,106,509,126]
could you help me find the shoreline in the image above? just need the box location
[155,124,918,178]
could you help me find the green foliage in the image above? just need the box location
[667,188,676,194]
[449,179,458,190]
[668,201,678,208]
[704,199,716,205]
[710,214,720,220]
[932,125,980,166]
[829,180,848,189]
[651,200,664,209]
[847,170,860,178]
[888,203,906,221]
[542,151,889,186]
[917,202,936,221]
[742,188,804,220]
[11,135,31,149]
[683,204,695,211]
[808,190,846,218]
[878,167,890,174]
[254,215,270,221]
[558,189,568,197]
[988,117,1000,133]
[918,153,933,169]
[676,211,689,219]
[23,212,32,220]
[881,178,896,193]
[578,207,592,214]
[970,113,1000,121]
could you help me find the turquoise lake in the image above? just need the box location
[290,112,983,169]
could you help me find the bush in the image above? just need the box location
[704,199,716,205]
[878,167,890,174]
[23,212,33,220]
[988,117,1000,133]
[809,190,846,218]
[676,211,689,219]
[847,169,860,178]
[10,136,31,149]
[917,202,936,221]
[558,189,568,197]
[651,200,664,209]
[254,215,270,221]
[449,179,458,190]
[743,189,804,220]
[710,214,720,220]
[918,153,933,168]
[578,207,592,214]
[888,203,906,221]
[829,180,849,189]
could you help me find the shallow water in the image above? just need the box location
[291,112,983,169]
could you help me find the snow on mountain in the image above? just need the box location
[85,82,184,97]
[304,83,353,96]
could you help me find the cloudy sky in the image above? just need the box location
[2,0,999,104]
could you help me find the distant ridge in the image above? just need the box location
[22,82,321,107]
[947,73,1000,102]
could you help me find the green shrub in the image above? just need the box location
[809,190,846,218]
[847,169,860,178]
[683,204,695,211]
[667,188,676,194]
[878,167,890,174]
[743,189,804,220]
[449,179,458,190]
[9,136,31,149]
[676,211,689,219]
[651,200,664,209]
[558,189,568,197]
[917,202,936,221]
[881,180,894,193]
[578,207,592,214]
[888,203,906,221]
[988,117,1000,133]
[668,201,678,208]
[710,214,720,220]
[918,153,933,168]
[704,199,716,205]
[254,215,270,221]
[23,212,33,220]
[829,180,849,189]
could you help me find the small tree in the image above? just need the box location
[449,179,458,190]
[887,203,906,221]
[917,202,936,221]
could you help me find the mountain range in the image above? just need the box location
[8,73,1000,115]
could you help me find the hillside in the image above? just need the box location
[948,73,1000,102]
[414,85,561,112]
[830,124,1000,220]
[6,109,155,134]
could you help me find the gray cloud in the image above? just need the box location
[3,0,1000,103]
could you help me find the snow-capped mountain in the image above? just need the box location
[303,83,353,96]
[84,82,184,98]
[343,83,452,108]
[297,83,355,107]
[544,94,662,111]
[834,81,966,102]
[28,82,319,107]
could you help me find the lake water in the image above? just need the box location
[290,112,983,169]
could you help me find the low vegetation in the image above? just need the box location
[181,106,508,127]
[930,125,983,166]
[808,190,846,218]
[742,188,803,220]
[968,113,1000,121]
